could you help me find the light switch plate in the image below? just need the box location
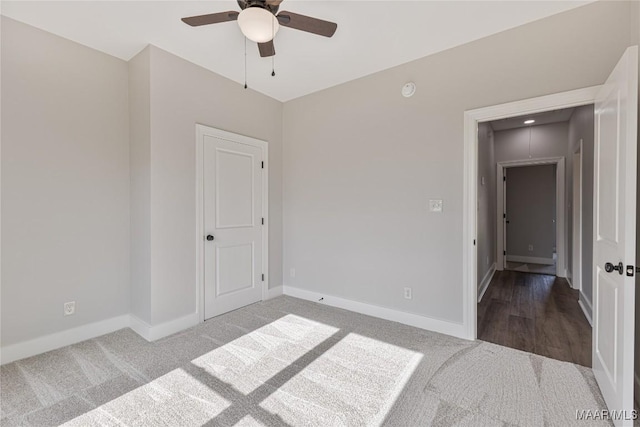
[429,199,443,213]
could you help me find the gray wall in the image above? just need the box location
[477,122,496,290]
[567,105,595,310]
[1,17,130,346]
[282,0,636,324]
[505,165,556,260]
[129,47,152,325]
[494,122,569,164]
[142,46,283,325]
[1,0,638,347]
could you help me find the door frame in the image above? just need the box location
[462,85,600,340]
[195,124,269,324]
[497,157,565,276]
[572,141,583,291]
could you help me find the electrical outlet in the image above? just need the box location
[64,301,75,316]
[528,244,534,252]
[429,199,443,213]
[404,287,412,300]
[290,268,296,278]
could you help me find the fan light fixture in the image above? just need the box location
[524,119,535,124]
[238,7,280,43]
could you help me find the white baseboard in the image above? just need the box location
[578,292,593,326]
[506,255,555,265]
[0,314,130,365]
[129,312,198,342]
[566,276,573,289]
[265,285,283,300]
[477,263,496,303]
[282,286,468,340]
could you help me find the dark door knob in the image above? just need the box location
[604,262,623,275]
[206,235,214,241]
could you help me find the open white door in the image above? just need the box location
[592,46,638,425]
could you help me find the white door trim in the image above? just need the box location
[496,157,565,277]
[572,141,583,291]
[195,124,269,324]
[462,85,600,340]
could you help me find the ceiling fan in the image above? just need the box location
[181,0,337,58]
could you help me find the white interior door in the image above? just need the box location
[203,135,264,319]
[592,46,637,425]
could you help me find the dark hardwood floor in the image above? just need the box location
[478,270,592,367]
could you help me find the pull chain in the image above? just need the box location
[271,16,276,77]
[244,37,248,89]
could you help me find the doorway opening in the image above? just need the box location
[464,46,638,418]
[500,160,562,277]
[474,105,594,367]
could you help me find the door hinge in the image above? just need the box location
[627,265,640,277]
[261,274,265,281]
[503,176,506,182]
[261,161,264,169]
[503,213,506,219]
[473,239,476,246]
[262,217,264,225]
[503,250,506,256]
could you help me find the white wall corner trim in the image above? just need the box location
[130,312,199,342]
[266,285,283,300]
[463,85,601,340]
[477,263,496,303]
[578,292,593,326]
[0,314,130,365]
[283,286,468,340]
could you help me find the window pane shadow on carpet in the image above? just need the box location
[2,296,609,427]
[62,311,424,426]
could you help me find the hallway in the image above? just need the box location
[478,270,591,367]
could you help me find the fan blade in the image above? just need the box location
[266,0,284,6]
[258,40,275,57]
[277,11,337,37]
[181,11,239,27]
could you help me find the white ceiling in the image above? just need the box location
[1,1,593,101]
[490,107,577,131]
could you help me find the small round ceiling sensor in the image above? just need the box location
[402,82,416,98]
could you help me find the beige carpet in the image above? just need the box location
[1,296,611,426]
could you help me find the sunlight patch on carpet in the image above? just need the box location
[63,314,421,426]
[191,314,339,395]
[259,332,423,426]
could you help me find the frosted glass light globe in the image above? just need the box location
[238,7,280,43]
